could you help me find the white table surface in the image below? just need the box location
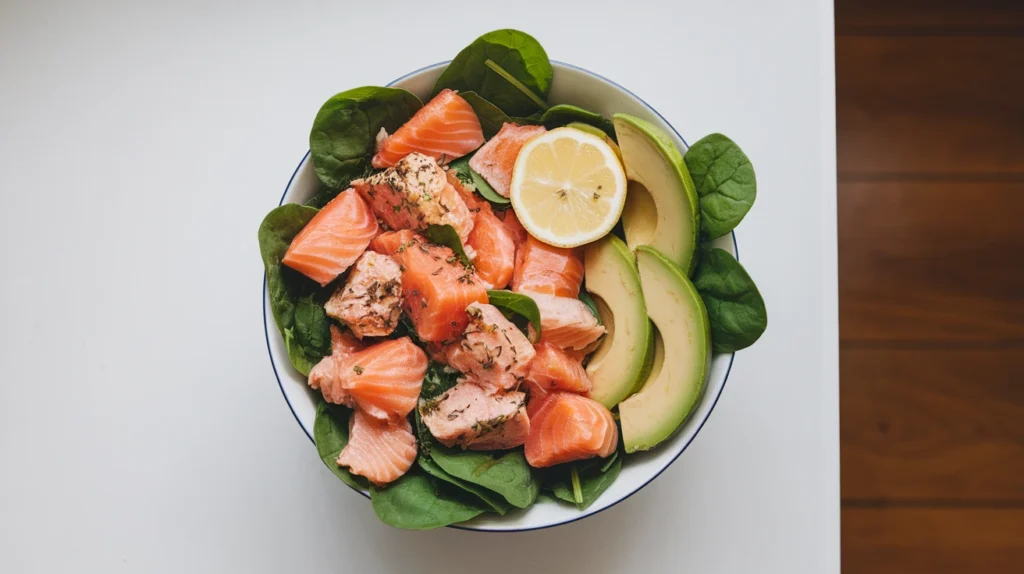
[0,0,839,571]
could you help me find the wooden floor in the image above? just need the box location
[836,1,1024,571]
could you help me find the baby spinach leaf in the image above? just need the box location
[486,290,541,342]
[432,29,553,117]
[428,446,540,509]
[283,328,321,376]
[370,470,487,530]
[421,362,460,400]
[511,112,544,125]
[305,184,341,209]
[448,156,510,207]
[684,133,756,240]
[423,224,472,267]
[313,401,369,490]
[692,247,767,353]
[309,86,422,189]
[460,91,512,139]
[541,104,616,140]
[418,456,511,515]
[546,449,623,510]
[293,294,331,356]
[259,204,330,375]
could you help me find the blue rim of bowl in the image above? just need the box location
[263,60,737,532]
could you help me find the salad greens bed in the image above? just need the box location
[259,29,767,530]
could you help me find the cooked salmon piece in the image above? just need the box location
[527,292,605,351]
[420,381,529,450]
[308,325,366,406]
[324,251,402,339]
[512,235,585,298]
[282,189,378,286]
[445,302,535,392]
[338,336,427,420]
[525,392,618,468]
[372,89,485,169]
[525,342,593,394]
[353,153,475,243]
[468,123,547,197]
[466,210,516,289]
[497,208,529,249]
[336,408,417,486]
[372,231,489,343]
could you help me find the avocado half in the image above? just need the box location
[613,114,700,274]
[583,234,653,409]
[619,246,710,453]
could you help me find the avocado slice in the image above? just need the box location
[582,234,653,409]
[619,246,710,453]
[614,114,700,274]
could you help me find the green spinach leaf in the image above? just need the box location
[313,401,369,490]
[692,247,767,353]
[309,86,422,189]
[511,112,544,125]
[541,104,616,139]
[423,224,472,266]
[293,294,331,356]
[417,456,511,515]
[460,91,512,139]
[432,29,553,117]
[429,446,540,509]
[305,184,340,209]
[684,133,756,240]
[370,471,487,530]
[259,204,329,375]
[486,290,541,342]
[421,362,460,400]
[546,448,623,510]
[448,156,510,207]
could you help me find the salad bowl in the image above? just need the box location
[264,60,738,532]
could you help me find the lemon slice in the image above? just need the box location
[510,127,627,247]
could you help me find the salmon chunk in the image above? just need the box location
[337,408,417,486]
[445,302,536,392]
[339,337,427,421]
[512,235,585,298]
[324,251,402,338]
[466,210,516,289]
[527,292,605,350]
[469,123,547,197]
[308,326,366,406]
[525,392,618,468]
[353,153,474,243]
[308,327,426,420]
[526,342,593,394]
[282,189,378,286]
[372,231,489,343]
[420,381,530,450]
[372,89,485,169]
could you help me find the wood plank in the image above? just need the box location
[837,36,1024,176]
[836,0,1024,33]
[839,181,1024,342]
[843,508,1024,574]
[841,348,1024,501]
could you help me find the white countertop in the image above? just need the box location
[0,0,839,572]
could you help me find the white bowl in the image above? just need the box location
[264,61,737,531]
